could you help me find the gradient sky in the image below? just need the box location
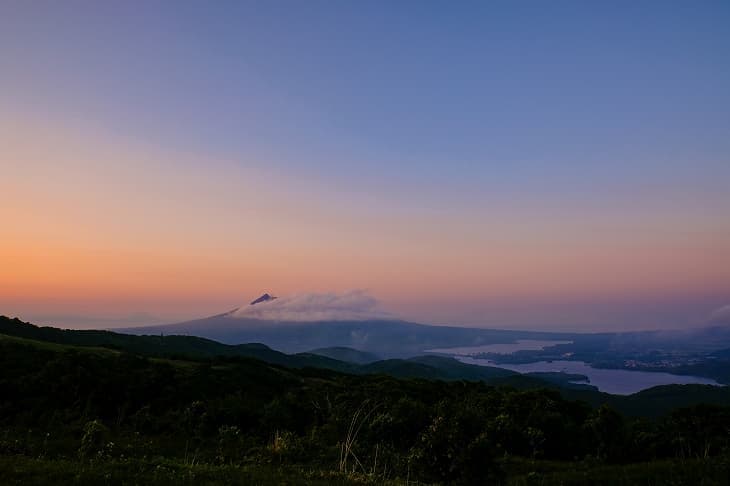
[2,1,729,331]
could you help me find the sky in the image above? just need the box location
[1,1,729,331]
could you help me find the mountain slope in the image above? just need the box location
[307,346,381,364]
[121,314,575,357]
[0,315,355,372]
[0,316,541,388]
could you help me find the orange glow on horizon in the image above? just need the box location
[2,113,729,327]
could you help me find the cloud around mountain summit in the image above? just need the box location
[229,290,393,322]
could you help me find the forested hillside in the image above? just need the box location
[1,317,730,484]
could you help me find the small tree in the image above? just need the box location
[584,405,625,462]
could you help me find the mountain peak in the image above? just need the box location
[250,293,277,306]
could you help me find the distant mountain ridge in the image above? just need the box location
[4,315,730,417]
[120,313,574,357]
[116,295,730,365]
[0,314,355,370]
[0,315,517,383]
[307,346,381,364]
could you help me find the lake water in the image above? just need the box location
[426,339,573,355]
[456,357,722,395]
